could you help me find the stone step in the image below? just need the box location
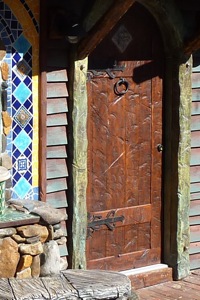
[121,264,173,290]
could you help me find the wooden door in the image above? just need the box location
[86,3,164,271]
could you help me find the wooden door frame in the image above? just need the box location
[66,1,192,280]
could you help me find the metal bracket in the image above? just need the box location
[87,210,124,238]
[87,64,125,80]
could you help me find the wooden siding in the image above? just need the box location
[46,70,68,257]
[40,0,69,259]
[190,52,200,269]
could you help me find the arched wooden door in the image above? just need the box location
[86,3,164,271]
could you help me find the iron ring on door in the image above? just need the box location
[114,78,129,96]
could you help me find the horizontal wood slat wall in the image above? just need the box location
[46,70,68,257]
[40,0,69,263]
[190,52,200,269]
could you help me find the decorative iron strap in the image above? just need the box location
[87,210,124,238]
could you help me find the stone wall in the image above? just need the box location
[0,199,68,279]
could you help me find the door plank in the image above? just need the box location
[88,204,151,227]
[87,248,160,271]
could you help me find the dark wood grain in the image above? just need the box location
[86,3,163,271]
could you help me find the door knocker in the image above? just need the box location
[114,77,129,96]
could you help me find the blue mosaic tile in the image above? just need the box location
[0,1,38,201]
[13,76,20,86]
[24,148,31,158]
[13,34,31,54]
[12,124,22,136]
[14,130,31,153]
[23,102,32,113]
[15,107,32,128]
[14,177,31,198]
[24,171,32,182]
[13,171,21,183]
[33,187,39,200]
[13,82,31,104]
[12,99,21,110]
[12,148,21,160]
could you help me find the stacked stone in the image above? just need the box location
[0,199,68,279]
[0,222,67,279]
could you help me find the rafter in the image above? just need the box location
[77,0,136,60]
[184,32,200,55]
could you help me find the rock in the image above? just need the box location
[26,236,40,244]
[2,134,7,152]
[47,225,54,240]
[0,166,10,182]
[17,224,48,243]
[60,256,68,271]
[19,242,43,256]
[0,50,6,61]
[12,234,26,243]
[16,267,32,279]
[31,255,40,278]
[5,177,12,188]
[40,240,61,276]
[1,62,9,81]
[17,255,33,272]
[1,153,12,170]
[3,125,11,136]
[8,199,67,225]
[54,228,64,239]
[56,236,67,245]
[0,228,16,238]
[53,223,61,230]
[2,111,12,128]
[0,237,20,278]
[5,189,11,201]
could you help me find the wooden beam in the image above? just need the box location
[184,32,200,55]
[77,0,136,60]
[39,0,47,202]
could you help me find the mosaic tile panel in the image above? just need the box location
[0,0,39,200]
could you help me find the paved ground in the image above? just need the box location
[137,270,200,300]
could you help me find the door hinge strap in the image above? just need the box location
[87,210,124,238]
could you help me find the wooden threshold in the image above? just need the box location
[120,264,173,290]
